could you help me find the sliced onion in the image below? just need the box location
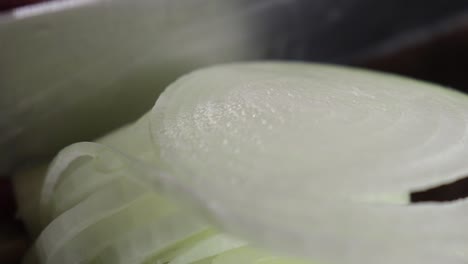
[168,234,246,264]
[34,178,149,263]
[92,215,210,264]
[146,63,468,264]
[211,247,311,264]
[40,192,179,264]
[22,62,468,264]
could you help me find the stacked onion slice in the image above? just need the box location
[15,63,468,264]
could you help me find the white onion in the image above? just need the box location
[17,62,468,264]
[148,63,468,264]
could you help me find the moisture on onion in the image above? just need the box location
[15,62,468,264]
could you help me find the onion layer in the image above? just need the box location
[16,62,468,264]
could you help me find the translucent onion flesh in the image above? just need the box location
[15,62,468,264]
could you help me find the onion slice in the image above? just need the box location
[146,63,468,264]
[29,62,468,264]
